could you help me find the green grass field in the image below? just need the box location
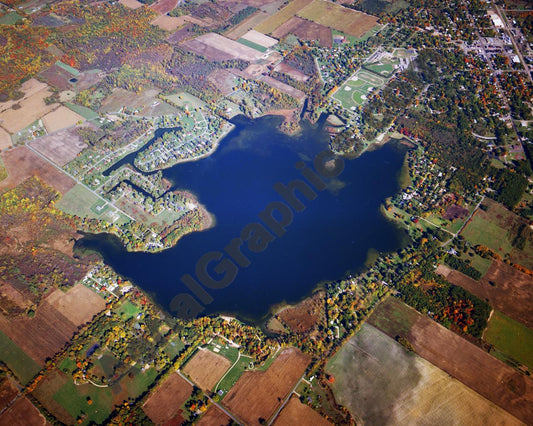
[237,38,267,52]
[367,297,418,337]
[0,12,23,25]
[215,355,253,395]
[163,337,185,359]
[115,300,142,321]
[65,103,99,121]
[0,330,41,385]
[484,311,533,371]
[124,367,158,398]
[56,185,105,218]
[162,92,207,111]
[461,215,513,254]
[332,69,385,111]
[53,380,113,425]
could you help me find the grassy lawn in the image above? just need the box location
[53,380,113,425]
[0,12,23,25]
[459,252,492,277]
[163,337,185,359]
[367,297,418,337]
[114,300,142,321]
[0,330,41,385]
[56,184,104,219]
[485,311,533,371]
[162,92,207,110]
[124,367,158,398]
[461,215,512,254]
[215,355,253,395]
[65,103,99,120]
[59,357,77,375]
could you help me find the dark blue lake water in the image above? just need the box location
[77,115,409,323]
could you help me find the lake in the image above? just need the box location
[77,115,409,323]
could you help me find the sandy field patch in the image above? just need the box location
[0,147,75,194]
[223,347,310,425]
[274,62,310,81]
[0,88,58,135]
[151,15,185,31]
[119,0,143,9]
[0,79,48,114]
[241,30,278,48]
[142,372,192,425]
[273,396,331,425]
[150,0,177,15]
[197,405,232,426]
[41,106,85,133]
[183,348,232,391]
[45,284,106,327]
[182,33,264,62]
[0,378,18,411]
[0,127,11,150]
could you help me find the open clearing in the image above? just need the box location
[99,88,178,116]
[0,146,75,194]
[118,0,143,9]
[255,0,314,35]
[182,348,232,391]
[485,310,533,371]
[223,347,310,425]
[437,261,533,329]
[272,16,332,47]
[197,404,232,426]
[0,82,58,134]
[460,197,533,269]
[182,33,264,62]
[0,378,18,411]
[0,330,41,385]
[151,15,187,31]
[0,285,106,365]
[29,126,89,167]
[150,0,177,15]
[332,69,385,110]
[142,372,192,425]
[226,10,271,40]
[41,106,85,133]
[297,0,378,38]
[273,396,331,425]
[0,395,51,426]
[0,127,11,150]
[327,323,522,426]
[369,298,533,424]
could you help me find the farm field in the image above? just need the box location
[0,127,11,150]
[64,103,99,121]
[222,347,310,425]
[150,0,178,15]
[197,404,232,426]
[182,348,232,391]
[99,88,178,116]
[163,91,207,110]
[142,372,193,425]
[369,297,533,424]
[273,395,331,425]
[255,0,314,35]
[226,10,271,40]
[29,126,89,167]
[151,15,185,31]
[41,106,85,133]
[0,378,18,410]
[460,197,533,269]
[0,87,58,134]
[327,323,521,426]
[272,16,332,47]
[0,330,41,385]
[332,69,386,111]
[485,310,533,371]
[0,146,75,194]
[437,261,533,329]
[32,370,74,425]
[39,63,76,92]
[0,285,106,365]
[0,395,51,426]
[118,0,143,9]
[297,0,378,38]
[182,33,264,62]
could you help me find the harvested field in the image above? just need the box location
[142,372,192,425]
[327,323,523,426]
[45,284,105,326]
[0,127,11,151]
[241,30,278,48]
[0,286,105,365]
[0,84,58,134]
[71,70,105,92]
[197,405,232,426]
[166,24,197,43]
[152,15,186,31]
[0,396,50,426]
[260,75,306,102]
[223,347,310,425]
[369,298,533,425]
[226,10,271,40]
[41,106,85,133]
[99,88,178,116]
[31,370,73,425]
[0,378,18,411]
[0,147,75,194]
[183,348,232,391]
[297,0,378,38]
[273,396,331,425]
[118,0,143,9]
[0,79,49,114]
[272,16,332,48]
[274,62,309,81]
[39,63,74,91]
[182,33,264,62]
[29,126,90,167]
[255,0,314,35]
[0,330,41,385]
[437,261,533,329]
[150,0,178,15]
